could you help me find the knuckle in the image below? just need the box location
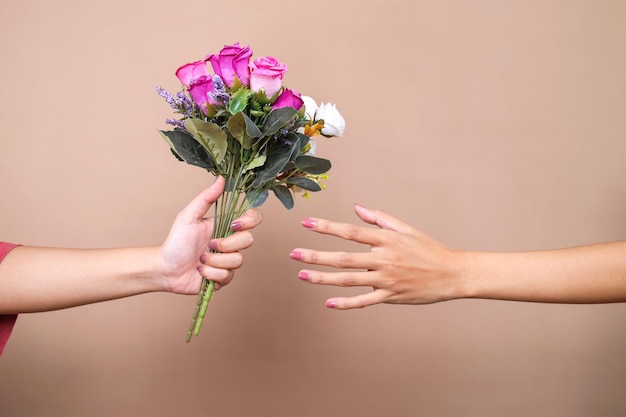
[314,219,329,233]
[340,273,357,286]
[239,231,254,248]
[308,272,321,284]
[230,253,244,269]
[213,271,233,284]
[342,224,361,240]
[336,252,354,268]
[306,251,319,263]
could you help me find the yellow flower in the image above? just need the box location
[304,122,324,137]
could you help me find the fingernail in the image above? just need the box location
[290,250,303,260]
[298,270,309,281]
[230,221,242,231]
[301,218,316,228]
[200,254,206,263]
[208,240,218,251]
[326,300,337,308]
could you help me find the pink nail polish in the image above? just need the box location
[290,250,303,260]
[230,221,242,231]
[298,270,309,281]
[326,300,337,308]
[301,218,316,228]
[208,240,218,251]
[200,254,206,263]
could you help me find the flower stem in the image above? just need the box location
[193,279,214,336]
[186,278,209,343]
[186,172,253,342]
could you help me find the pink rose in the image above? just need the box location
[208,43,252,88]
[249,56,287,98]
[272,88,304,110]
[175,59,210,86]
[188,76,217,114]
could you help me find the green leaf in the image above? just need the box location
[227,111,263,150]
[228,76,244,93]
[229,88,250,114]
[282,161,296,172]
[159,130,216,171]
[253,89,280,105]
[272,185,294,209]
[226,112,246,143]
[296,133,310,151]
[253,138,300,187]
[285,133,303,162]
[242,112,263,138]
[245,154,267,171]
[248,189,269,207]
[294,155,331,174]
[262,107,298,136]
[286,177,322,192]
[184,118,228,165]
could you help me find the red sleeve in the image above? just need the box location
[0,242,21,357]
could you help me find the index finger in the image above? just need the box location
[301,217,388,246]
[230,208,263,231]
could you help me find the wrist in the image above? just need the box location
[113,246,168,293]
[151,245,178,293]
[451,249,480,300]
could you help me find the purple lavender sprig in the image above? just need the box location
[156,86,178,109]
[166,118,186,129]
[209,75,230,104]
[156,86,196,126]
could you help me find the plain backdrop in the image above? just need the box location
[1,1,625,416]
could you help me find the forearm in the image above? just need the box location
[464,241,626,303]
[0,246,166,314]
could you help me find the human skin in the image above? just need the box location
[290,204,626,309]
[0,177,263,314]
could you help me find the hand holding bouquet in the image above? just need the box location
[156,43,345,342]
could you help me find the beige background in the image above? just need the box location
[1,0,625,416]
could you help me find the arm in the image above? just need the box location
[0,177,263,314]
[290,204,626,309]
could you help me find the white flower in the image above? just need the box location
[301,95,318,120]
[316,102,345,137]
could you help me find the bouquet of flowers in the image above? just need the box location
[156,43,345,342]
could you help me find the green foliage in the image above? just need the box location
[249,189,269,207]
[161,89,333,213]
[295,155,332,174]
[228,88,251,115]
[184,118,227,165]
[159,130,216,171]
[225,111,263,152]
[246,154,267,170]
[286,177,322,192]
[272,185,294,209]
[226,112,248,146]
[253,137,301,187]
[242,112,263,139]
[262,107,298,136]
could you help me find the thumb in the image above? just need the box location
[177,176,225,223]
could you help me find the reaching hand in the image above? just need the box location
[290,204,467,309]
